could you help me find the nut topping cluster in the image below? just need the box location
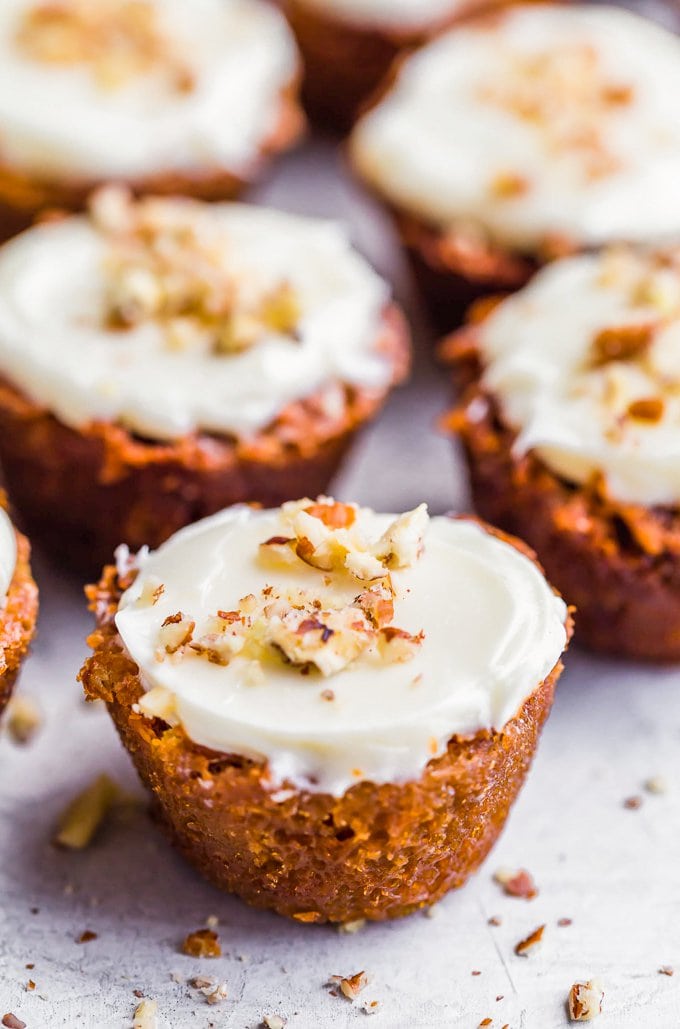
[145,499,428,680]
[17,0,195,93]
[89,187,302,354]
[480,43,634,191]
[574,248,680,435]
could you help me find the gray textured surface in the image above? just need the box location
[2,5,680,1025]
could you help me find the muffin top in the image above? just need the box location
[476,246,680,507]
[351,4,680,252]
[115,498,568,794]
[0,0,297,180]
[0,190,394,441]
[298,0,465,31]
[0,508,16,601]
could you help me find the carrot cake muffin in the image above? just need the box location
[350,4,680,329]
[80,496,570,922]
[442,245,680,660]
[0,497,38,717]
[0,189,410,571]
[283,0,518,132]
[0,0,303,238]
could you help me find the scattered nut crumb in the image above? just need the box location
[2,1016,26,1029]
[181,928,221,958]
[494,868,537,899]
[53,774,121,849]
[190,976,215,990]
[338,919,365,934]
[25,981,35,993]
[623,796,643,810]
[488,916,502,927]
[205,915,219,929]
[471,970,482,976]
[568,980,604,1021]
[132,990,144,999]
[514,924,545,957]
[5,695,42,744]
[76,930,98,944]
[479,1020,493,1028]
[659,966,674,976]
[330,971,368,1001]
[558,918,573,928]
[262,1017,286,1029]
[133,997,158,1029]
[204,982,228,1005]
[361,1001,380,1016]
[645,776,667,795]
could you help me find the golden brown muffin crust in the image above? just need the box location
[0,504,38,715]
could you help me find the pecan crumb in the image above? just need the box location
[471,969,482,976]
[623,795,643,810]
[568,980,604,1021]
[181,928,221,958]
[330,971,368,1001]
[77,930,98,944]
[645,776,668,795]
[338,919,366,935]
[133,998,158,1029]
[262,1017,286,1029]
[494,867,538,899]
[558,918,573,927]
[204,982,228,1005]
[627,397,664,423]
[25,982,35,993]
[479,1020,493,1028]
[5,695,42,744]
[514,924,545,956]
[2,1016,26,1029]
[659,966,674,976]
[488,916,502,927]
[53,773,121,850]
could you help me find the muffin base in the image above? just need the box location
[0,306,409,574]
[0,510,38,717]
[441,327,680,660]
[80,538,568,923]
[0,82,304,241]
[396,212,537,334]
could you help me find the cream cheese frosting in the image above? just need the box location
[0,198,393,441]
[476,247,680,507]
[350,5,680,252]
[0,509,17,602]
[298,0,464,31]
[0,0,297,180]
[114,501,568,796]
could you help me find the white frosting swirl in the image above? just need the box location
[0,0,297,180]
[298,0,464,31]
[477,248,680,507]
[351,5,680,251]
[0,203,392,441]
[115,505,568,796]
[0,509,17,602]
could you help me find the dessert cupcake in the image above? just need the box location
[350,4,680,329]
[80,497,570,923]
[0,495,38,717]
[0,0,303,238]
[0,189,410,571]
[442,245,680,660]
[283,0,515,132]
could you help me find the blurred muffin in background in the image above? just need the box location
[0,188,410,571]
[0,0,304,239]
[350,4,680,330]
[282,0,527,132]
[0,495,38,718]
[441,244,680,660]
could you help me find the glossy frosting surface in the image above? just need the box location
[0,0,297,179]
[351,5,680,250]
[0,202,392,441]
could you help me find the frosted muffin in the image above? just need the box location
[0,497,38,716]
[442,246,680,660]
[0,0,303,238]
[80,497,570,922]
[282,0,520,132]
[350,4,680,328]
[0,190,409,571]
